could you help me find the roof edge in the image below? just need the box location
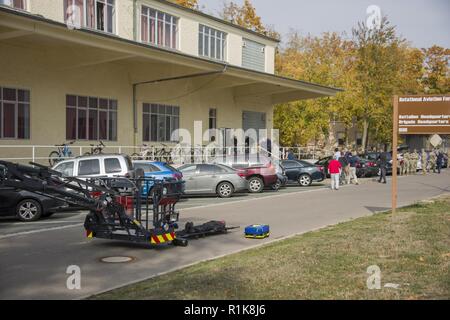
[153,0,281,43]
[0,6,342,96]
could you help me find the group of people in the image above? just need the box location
[327,147,448,191]
[398,149,447,175]
[328,148,361,191]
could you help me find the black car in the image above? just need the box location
[280,160,325,186]
[361,152,394,175]
[0,186,69,221]
[0,165,68,221]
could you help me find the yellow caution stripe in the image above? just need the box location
[150,232,176,244]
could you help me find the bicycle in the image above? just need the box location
[155,143,172,163]
[48,141,74,166]
[83,140,106,156]
[131,144,152,160]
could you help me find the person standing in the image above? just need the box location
[398,152,405,176]
[377,151,388,184]
[430,149,437,173]
[347,151,359,185]
[411,149,418,174]
[328,156,342,190]
[436,149,444,174]
[421,149,427,175]
[338,153,349,185]
[287,149,296,160]
[403,151,410,176]
[334,148,341,161]
[205,136,218,163]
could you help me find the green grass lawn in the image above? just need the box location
[92,195,450,300]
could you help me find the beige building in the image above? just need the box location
[0,0,339,161]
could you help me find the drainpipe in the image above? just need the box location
[132,0,138,147]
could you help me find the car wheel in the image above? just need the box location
[271,178,282,190]
[16,199,42,222]
[248,177,264,193]
[217,182,234,198]
[298,174,312,187]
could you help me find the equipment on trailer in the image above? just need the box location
[0,161,240,248]
[245,224,270,239]
[176,220,239,239]
[0,161,186,247]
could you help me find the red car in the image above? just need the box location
[215,155,278,193]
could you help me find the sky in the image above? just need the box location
[198,0,450,48]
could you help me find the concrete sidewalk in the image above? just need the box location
[0,171,449,299]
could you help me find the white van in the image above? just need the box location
[52,154,134,178]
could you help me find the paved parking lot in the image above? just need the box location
[0,182,328,237]
[0,172,448,299]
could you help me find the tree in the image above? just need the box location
[220,0,280,40]
[352,16,407,151]
[274,32,360,148]
[421,46,450,94]
[170,0,199,10]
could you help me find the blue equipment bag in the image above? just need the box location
[245,224,270,239]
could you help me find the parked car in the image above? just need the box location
[52,154,134,178]
[281,159,325,186]
[132,161,184,197]
[361,152,394,175]
[178,163,248,198]
[316,156,378,178]
[0,165,68,221]
[213,154,278,193]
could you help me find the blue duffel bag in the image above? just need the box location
[245,224,270,239]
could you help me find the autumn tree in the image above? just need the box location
[352,16,407,150]
[170,0,199,10]
[275,32,360,147]
[220,0,280,39]
[421,45,450,94]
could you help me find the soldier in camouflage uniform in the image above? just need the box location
[403,151,410,176]
[429,149,437,173]
[410,149,418,174]
[421,149,427,175]
[398,152,404,176]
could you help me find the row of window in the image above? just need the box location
[1,87,218,142]
[2,1,267,67]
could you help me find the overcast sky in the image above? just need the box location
[198,0,450,48]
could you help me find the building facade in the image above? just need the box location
[0,0,339,161]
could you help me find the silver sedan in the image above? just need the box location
[178,164,248,198]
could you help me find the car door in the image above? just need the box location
[195,164,218,193]
[179,164,198,193]
[282,160,302,181]
[0,185,19,212]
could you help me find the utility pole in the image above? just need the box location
[392,95,398,214]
